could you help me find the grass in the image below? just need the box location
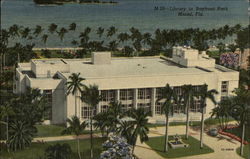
[35,124,66,137]
[236,144,250,159]
[145,135,214,158]
[147,118,236,128]
[35,124,101,137]
[224,125,250,142]
[0,137,106,159]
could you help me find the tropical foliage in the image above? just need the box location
[62,116,87,159]
[44,143,72,159]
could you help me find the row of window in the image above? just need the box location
[81,100,202,119]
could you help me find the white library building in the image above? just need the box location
[14,47,239,124]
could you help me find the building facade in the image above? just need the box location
[14,47,239,124]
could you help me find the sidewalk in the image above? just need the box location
[134,125,244,159]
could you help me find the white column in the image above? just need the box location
[151,88,156,117]
[97,90,101,113]
[134,88,138,109]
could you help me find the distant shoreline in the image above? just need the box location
[33,0,118,5]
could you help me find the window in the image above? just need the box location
[81,106,96,119]
[43,89,52,120]
[155,102,162,115]
[120,89,133,100]
[221,81,229,93]
[190,99,201,113]
[101,90,115,102]
[156,88,163,99]
[101,105,109,113]
[138,88,151,99]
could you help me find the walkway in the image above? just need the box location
[134,125,244,159]
[32,134,98,143]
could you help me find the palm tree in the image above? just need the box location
[81,84,101,159]
[157,84,177,152]
[106,26,117,37]
[48,23,58,34]
[108,40,118,51]
[196,84,218,148]
[0,103,15,151]
[62,116,87,159]
[211,97,232,129]
[58,27,68,52]
[116,120,134,144]
[181,84,195,140]
[33,25,43,37]
[66,73,85,116]
[127,108,151,154]
[230,88,250,156]
[42,34,49,49]
[96,27,104,38]
[20,27,31,39]
[8,24,20,39]
[7,120,36,151]
[69,23,77,31]
[45,143,72,159]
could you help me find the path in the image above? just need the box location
[33,134,99,143]
[134,125,244,159]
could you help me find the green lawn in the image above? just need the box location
[0,137,106,159]
[145,135,214,158]
[35,124,66,137]
[35,124,101,137]
[224,125,250,142]
[236,144,250,159]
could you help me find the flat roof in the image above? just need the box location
[32,59,66,65]
[62,57,208,79]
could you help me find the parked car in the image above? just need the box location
[209,128,218,137]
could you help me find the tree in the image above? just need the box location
[45,143,72,159]
[69,23,77,31]
[0,103,15,151]
[58,27,68,52]
[48,23,58,34]
[116,120,134,145]
[96,27,104,38]
[42,34,49,49]
[157,84,177,152]
[196,84,218,148]
[66,73,85,116]
[81,84,101,159]
[7,120,36,151]
[20,27,31,39]
[216,42,226,54]
[33,25,43,37]
[8,24,20,39]
[108,40,118,51]
[107,26,117,37]
[126,108,151,154]
[181,84,195,140]
[211,97,232,129]
[122,46,134,57]
[62,116,87,159]
[230,88,250,156]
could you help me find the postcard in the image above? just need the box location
[0,0,249,159]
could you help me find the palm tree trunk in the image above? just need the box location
[6,115,9,152]
[186,99,190,140]
[77,137,81,159]
[200,107,205,149]
[90,110,93,159]
[164,115,169,152]
[75,94,77,116]
[240,123,245,156]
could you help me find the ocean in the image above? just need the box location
[1,0,249,47]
